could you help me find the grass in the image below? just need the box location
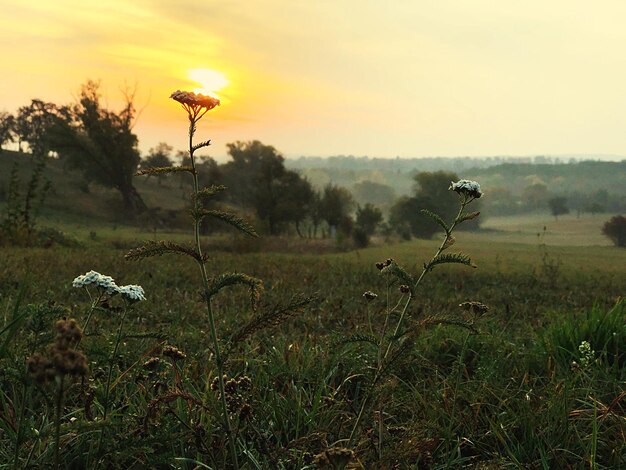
[0,234,624,468]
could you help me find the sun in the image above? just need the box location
[188,68,229,98]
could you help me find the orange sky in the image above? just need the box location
[2,1,626,160]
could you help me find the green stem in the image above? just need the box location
[349,197,471,444]
[103,307,129,421]
[13,382,28,468]
[54,376,65,470]
[77,291,103,347]
[188,115,240,470]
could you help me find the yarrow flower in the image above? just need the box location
[449,179,483,199]
[170,90,220,113]
[117,284,146,302]
[72,270,119,294]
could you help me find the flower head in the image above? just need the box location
[72,270,119,294]
[170,90,220,116]
[117,284,146,302]
[449,179,483,199]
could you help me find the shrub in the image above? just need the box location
[602,215,626,247]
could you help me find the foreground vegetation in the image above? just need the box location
[0,237,624,468]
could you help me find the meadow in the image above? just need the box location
[1,222,624,468]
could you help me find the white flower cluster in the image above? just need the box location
[72,270,146,302]
[117,285,146,302]
[449,179,483,199]
[72,270,118,294]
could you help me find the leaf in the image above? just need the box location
[196,185,226,200]
[198,209,258,237]
[227,295,313,351]
[459,211,480,223]
[424,252,476,272]
[420,209,450,234]
[136,166,195,176]
[206,273,264,311]
[381,261,416,295]
[191,140,211,153]
[125,241,206,263]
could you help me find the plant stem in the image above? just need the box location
[188,115,240,470]
[349,197,472,444]
[103,307,128,421]
[13,382,28,468]
[54,376,65,470]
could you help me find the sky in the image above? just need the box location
[1,0,626,161]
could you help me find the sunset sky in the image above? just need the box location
[2,1,626,160]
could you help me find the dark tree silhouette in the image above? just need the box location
[222,140,314,235]
[602,215,626,247]
[48,81,146,216]
[548,197,569,220]
[0,111,15,149]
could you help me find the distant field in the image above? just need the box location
[474,212,617,246]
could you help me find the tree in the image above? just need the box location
[0,111,15,149]
[47,81,147,216]
[548,197,569,220]
[142,142,174,185]
[319,184,354,237]
[521,183,550,211]
[602,215,626,247]
[222,140,314,235]
[14,100,59,155]
[352,203,383,248]
[355,203,383,236]
[352,180,396,206]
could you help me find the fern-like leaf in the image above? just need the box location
[206,273,264,311]
[125,241,206,263]
[381,261,416,295]
[420,209,450,234]
[227,295,313,352]
[191,140,211,153]
[196,185,226,200]
[424,252,476,272]
[197,209,258,237]
[136,166,195,176]
[459,211,480,223]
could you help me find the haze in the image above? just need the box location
[1,0,626,160]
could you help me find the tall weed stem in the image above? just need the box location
[187,114,239,470]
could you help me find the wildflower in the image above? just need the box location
[363,291,378,301]
[449,179,483,199]
[72,270,119,295]
[578,340,595,368]
[117,284,146,302]
[170,90,220,117]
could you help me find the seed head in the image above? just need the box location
[399,285,411,294]
[55,319,83,349]
[237,375,252,392]
[162,345,187,361]
[363,291,378,301]
[143,357,161,370]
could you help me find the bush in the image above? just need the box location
[602,215,626,247]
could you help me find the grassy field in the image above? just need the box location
[0,224,624,468]
[1,150,625,468]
